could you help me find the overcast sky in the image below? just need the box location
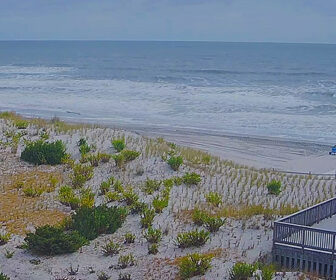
[0,0,335,43]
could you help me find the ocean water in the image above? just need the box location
[0,41,336,143]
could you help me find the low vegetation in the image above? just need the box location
[179,253,213,279]
[176,229,210,248]
[167,156,183,171]
[267,180,282,195]
[21,140,67,165]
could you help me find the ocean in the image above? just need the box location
[0,41,335,143]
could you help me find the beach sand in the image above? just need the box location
[0,114,333,280]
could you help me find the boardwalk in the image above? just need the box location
[273,197,336,279]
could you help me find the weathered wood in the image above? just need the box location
[273,197,336,279]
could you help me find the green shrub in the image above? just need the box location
[261,265,275,280]
[102,239,121,256]
[112,139,125,152]
[229,262,256,280]
[87,154,100,167]
[100,181,111,194]
[78,138,91,155]
[24,225,87,255]
[99,153,112,163]
[163,178,174,189]
[79,188,95,208]
[22,185,44,197]
[204,216,225,232]
[183,172,201,185]
[167,156,183,171]
[148,243,158,255]
[122,188,139,205]
[142,178,161,195]
[97,272,110,280]
[140,208,156,228]
[21,140,66,165]
[129,201,148,214]
[58,185,80,209]
[0,272,10,280]
[192,208,209,226]
[70,205,128,240]
[267,180,281,195]
[113,153,125,168]
[152,196,168,213]
[205,192,222,207]
[70,164,94,188]
[15,119,29,129]
[118,253,135,269]
[124,232,136,244]
[0,233,11,245]
[176,229,210,248]
[179,253,212,279]
[105,191,123,203]
[122,150,140,161]
[173,176,183,185]
[143,227,162,243]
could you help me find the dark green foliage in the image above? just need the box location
[112,139,125,152]
[0,273,10,280]
[148,243,158,255]
[176,229,210,248]
[122,188,139,205]
[143,227,162,243]
[140,208,156,228]
[179,253,212,279]
[229,262,256,280]
[70,206,128,240]
[267,180,281,195]
[24,225,87,255]
[124,233,136,244]
[142,178,161,195]
[204,216,225,232]
[167,156,183,171]
[78,138,91,155]
[182,172,201,185]
[152,196,168,213]
[192,208,209,226]
[122,150,140,161]
[21,140,66,165]
[129,201,148,214]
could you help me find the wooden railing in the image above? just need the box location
[274,197,336,255]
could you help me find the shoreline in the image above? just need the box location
[3,110,336,174]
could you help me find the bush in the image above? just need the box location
[15,119,29,129]
[24,225,87,255]
[0,233,11,245]
[143,179,161,195]
[0,273,10,280]
[143,227,162,243]
[118,253,135,269]
[112,139,125,152]
[122,150,140,161]
[100,181,111,195]
[205,192,222,207]
[58,185,79,208]
[122,188,139,205]
[78,138,91,155]
[140,208,156,228]
[183,172,201,185]
[167,156,183,171]
[267,180,281,195]
[148,243,158,255]
[204,216,225,232]
[129,201,148,214]
[97,272,110,280]
[102,239,121,256]
[79,188,95,208]
[21,140,66,165]
[176,230,210,248]
[152,196,168,213]
[124,232,135,244]
[261,265,275,280]
[229,262,256,280]
[70,164,94,188]
[70,205,128,240]
[192,208,209,226]
[105,191,123,203]
[179,253,212,279]
[22,185,44,197]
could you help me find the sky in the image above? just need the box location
[0,0,336,43]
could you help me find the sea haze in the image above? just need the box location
[0,41,335,143]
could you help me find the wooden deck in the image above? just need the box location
[273,197,336,279]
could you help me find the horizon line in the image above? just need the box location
[0,39,335,45]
